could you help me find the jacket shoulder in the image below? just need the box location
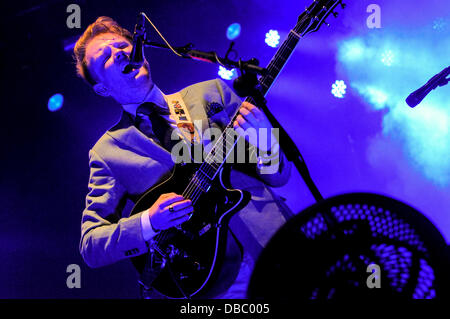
[90,132,117,158]
[90,110,134,155]
[179,78,230,96]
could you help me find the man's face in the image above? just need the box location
[85,33,152,103]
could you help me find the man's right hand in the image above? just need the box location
[147,193,193,231]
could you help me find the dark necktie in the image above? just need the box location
[135,102,178,152]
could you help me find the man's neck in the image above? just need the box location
[122,84,165,116]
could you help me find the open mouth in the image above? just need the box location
[121,64,141,78]
[122,63,134,74]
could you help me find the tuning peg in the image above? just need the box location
[341,2,347,9]
[332,11,339,18]
[325,21,330,27]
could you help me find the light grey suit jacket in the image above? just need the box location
[80,79,293,270]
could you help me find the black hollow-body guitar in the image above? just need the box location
[130,0,345,298]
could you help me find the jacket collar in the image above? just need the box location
[105,86,212,162]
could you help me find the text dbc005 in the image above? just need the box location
[224,303,270,314]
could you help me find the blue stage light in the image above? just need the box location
[433,18,448,32]
[218,66,236,80]
[381,50,395,67]
[331,80,347,98]
[226,23,241,40]
[48,93,64,112]
[265,30,280,48]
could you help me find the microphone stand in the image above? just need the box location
[144,40,268,76]
[145,40,323,203]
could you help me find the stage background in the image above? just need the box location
[1,0,449,298]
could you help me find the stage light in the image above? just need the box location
[218,66,236,80]
[331,80,347,98]
[432,18,448,32]
[381,50,394,67]
[265,30,280,48]
[227,23,241,40]
[48,93,64,112]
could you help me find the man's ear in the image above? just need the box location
[93,83,110,97]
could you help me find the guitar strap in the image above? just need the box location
[164,92,201,145]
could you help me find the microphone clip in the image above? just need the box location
[133,12,147,41]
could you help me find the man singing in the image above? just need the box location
[75,16,293,298]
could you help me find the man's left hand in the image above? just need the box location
[233,101,278,152]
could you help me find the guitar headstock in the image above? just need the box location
[295,0,346,37]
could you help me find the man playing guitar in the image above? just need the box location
[75,16,292,298]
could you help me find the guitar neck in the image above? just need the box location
[255,32,301,99]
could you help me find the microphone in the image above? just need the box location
[406,66,450,108]
[123,12,146,74]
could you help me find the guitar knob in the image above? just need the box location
[333,11,339,18]
[341,2,347,9]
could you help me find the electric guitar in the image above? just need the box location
[130,0,345,298]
